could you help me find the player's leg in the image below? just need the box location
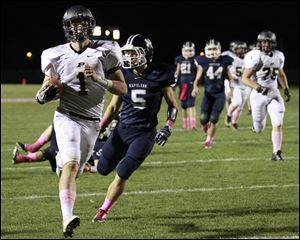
[16,124,52,152]
[231,88,247,130]
[267,93,285,160]
[93,128,156,222]
[179,83,189,129]
[245,87,252,115]
[54,112,84,235]
[226,87,240,127]
[12,147,45,164]
[187,85,197,129]
[204,92,226,149]
[182,107,189,129]
[250,91,267,133]
[200,93,212,135]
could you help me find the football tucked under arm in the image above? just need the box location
[36,78,63,104]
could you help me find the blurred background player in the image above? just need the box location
[175,41,201,129]
[242,30,291,161]
[92,34,178,223]
[36,5,127,237]
[192,39,234,149]
[221,41,237,115]
[225,40,250,130]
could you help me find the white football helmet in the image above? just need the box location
[204,39,221,59]
[182,41,195,58]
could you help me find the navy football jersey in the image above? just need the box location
[120,63,176,129]
[175,55,199,83]
[197,55,233,93]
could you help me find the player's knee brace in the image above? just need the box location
[200,113,209,125]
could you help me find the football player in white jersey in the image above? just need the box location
[35,5,127,237]
[225,41,251,129]
[221,41,236,122]
[242,30,291,161]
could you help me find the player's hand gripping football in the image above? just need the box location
[155,125,172,146]
[36,82,60,104]
[284,88,291,102]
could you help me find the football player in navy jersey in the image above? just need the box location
[175,42,201,129]
[92,34,178,222]
[192,39,234,149]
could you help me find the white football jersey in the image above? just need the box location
[244,49,285,90]
[221,50,235,58]
[41,40,122,119]
[230,54,247,89]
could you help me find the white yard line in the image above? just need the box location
[2,156,298,171]
[2,184,298,200]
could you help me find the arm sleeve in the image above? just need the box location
[41,49,60,78]
[244,51,260,69]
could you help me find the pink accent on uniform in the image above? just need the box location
[59,189,76,221]
[179,83,188,101]
[272,130,282,153]
[232,109,241,124]
[99,117,110,130]
[183,117,189,129]
[205,135,214,144]
[166,120,174,128]
[190,117,196,129]
[25,134,48,152]
[100,197,113,213]
[202,123,209,134]
[27,153,38,161]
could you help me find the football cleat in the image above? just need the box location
[16,142,27,151]
[225,115,231,127]
[272,150,284,161]
[92,208,108,223]
[12,146,19,164]
[63,215,80,238]
[203,141,213,149]
[230,123,238,131]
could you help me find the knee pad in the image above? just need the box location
[210,113,220,124]
[200,113,209,125]
[97,157,114,176]
[116,156,140,180]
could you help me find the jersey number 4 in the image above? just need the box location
[206,66,223,80]
[131,89,146,109]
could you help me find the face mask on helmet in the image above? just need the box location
[182,42,195,58]
[205,40,221,59]
[121,45,147,69]
[257,30,277,53]
[121,34,153,69]
[233,41,247,58]
[62,5,96,42]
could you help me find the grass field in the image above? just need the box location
[1,84,299,239]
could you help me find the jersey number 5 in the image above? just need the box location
[131,89,146,109]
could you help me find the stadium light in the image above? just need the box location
[113,29,120,40]
[105,30,110,36]
[26,52,32,58]
[93,26,102,36]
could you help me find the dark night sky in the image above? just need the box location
[1,0,299,72]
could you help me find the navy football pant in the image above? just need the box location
[98,125,156,180]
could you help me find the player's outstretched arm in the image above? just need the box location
[192,66,203,97]
[155,87,178,146]
[100,95,122,130]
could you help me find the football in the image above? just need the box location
[42,77,64,98]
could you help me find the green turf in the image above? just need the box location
[1,84,299,239]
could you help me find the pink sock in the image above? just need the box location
[272,130,282,153]
[16,153,37,162]
[100,197,113,213]
[205,135,214,144]
[59,189,76,221]
[25,134,48,152]
[190,118,196,129]
[183,117,189,129]
[232,109,241,124]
